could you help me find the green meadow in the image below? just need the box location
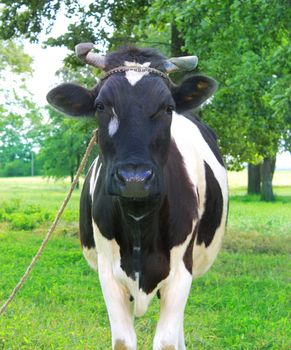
[0,172,290,349]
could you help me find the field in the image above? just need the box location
[0,171,290,349]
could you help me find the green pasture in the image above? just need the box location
[0,172,290,349]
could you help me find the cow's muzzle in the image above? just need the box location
[109,164,158,199]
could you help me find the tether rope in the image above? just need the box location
[0,130,97,316]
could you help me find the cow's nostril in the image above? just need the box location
[144,169,154,182]
[115,168,127,183]
[115,166,154,184]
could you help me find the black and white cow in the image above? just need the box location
[47,44,228,350]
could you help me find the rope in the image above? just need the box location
[0,131,97,316]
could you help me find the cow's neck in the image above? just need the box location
[118,196,161,242]
[117,197,163,285]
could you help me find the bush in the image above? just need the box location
[0,200,52,230]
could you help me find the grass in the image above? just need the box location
[0,172,290,349]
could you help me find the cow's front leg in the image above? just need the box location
[153,264,192,350]
[98,255,136,350]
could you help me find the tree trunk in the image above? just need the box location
[170,23,187,82]
[247,163,261,194]
[260,157,276,201]
[76,154,81,190]
[171,24,185,56]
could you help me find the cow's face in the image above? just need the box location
[47,69,217,201]
[94,73,174,200]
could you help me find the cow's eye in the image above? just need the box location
[95,101,105,112]
[166,105,174,114]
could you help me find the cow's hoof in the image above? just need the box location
[114,339,133,350]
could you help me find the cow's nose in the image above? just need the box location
[115,167,153,184]
[112,164,155,198]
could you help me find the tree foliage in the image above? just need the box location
[139,0,291,169]
[0,38,37,176]
[0,40,32,74]
[0,103,43,176]
[0,0,149,67]
[39,107,97,182]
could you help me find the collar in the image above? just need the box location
[101,66,172,84]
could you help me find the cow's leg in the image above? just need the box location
[98,255,136,350]
[178,321,186,350]
[153,264,192,350]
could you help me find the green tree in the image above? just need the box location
[0,0,149,68]
[0,104,44,177]
[0,40,32,73]
[139,0,290,200]
[0,39,39,176]
[39,107,97,185]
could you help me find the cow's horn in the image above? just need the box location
[164,56,198,73]
[75,42,106,69]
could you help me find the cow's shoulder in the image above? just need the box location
[182,112,224,167]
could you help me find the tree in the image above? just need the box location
[39,107,97,185]
[0,1,149,68]
[139,0,290,200]
[0,39,39,176]
[0,103,44,177]
[0,40,32,74]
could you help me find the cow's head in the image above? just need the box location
[47,44,217,203]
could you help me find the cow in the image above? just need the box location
[47,43,228,350]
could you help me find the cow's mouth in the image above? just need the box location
[118,194,161,220]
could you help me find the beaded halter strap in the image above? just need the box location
[101,66,171,83]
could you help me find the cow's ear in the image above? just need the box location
[46,83,95,117]
[172,75,218,112]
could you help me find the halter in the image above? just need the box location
[100,66,172,84]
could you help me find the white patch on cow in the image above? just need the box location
[171,112,228,278]
[127,213,147,221]
[124,61,151,86]
[92,223,136,348]
[153,234,193,350]
[108,108,119,137]
[89,157,98,196]
[98,250,137,350]
[89,157,101,200]
[83,246,98,271]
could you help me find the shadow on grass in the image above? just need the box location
[223,229,291,255]
[230,193,291,204]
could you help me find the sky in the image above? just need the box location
[24,7,70,106]
[20,10,291,170]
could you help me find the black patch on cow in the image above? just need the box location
[79,162,96,249]
[184,112,225,167]
[196,161,223,247]
[163,140,198,248]
[105,46,167,72]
